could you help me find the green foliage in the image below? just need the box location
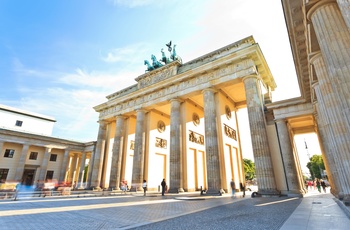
[83,165,89,182]
[306,155,325,179]
[243,158,255,181]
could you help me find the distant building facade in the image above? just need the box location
[0,104,95,187]
[0,104,56,136]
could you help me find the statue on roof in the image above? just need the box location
[144,41,182,72]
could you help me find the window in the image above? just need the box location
[0,169,9,182]
[4,149,15,158]
[49,154,57,162]
[29,152,38,160]
[45,170,54,180]
[15,120,23,127]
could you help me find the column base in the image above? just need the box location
[129,186,143,192]
[287,189,305,198]
[92,186,102,191]
[168,188,184,194]
[343,194,350,206]
[257,189,280,197]
[204,188,223,196]
[338,191,344,200]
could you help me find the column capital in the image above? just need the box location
[308,51,322,65]
[311,81,320,89]
[169,98,184,103]
[274,118,287,124]
[115,115,128,120]
[135,108,148,113]
[306,0,337,21]
[98,120,108,126]
[201,87,218,94]
[242,75,258,83]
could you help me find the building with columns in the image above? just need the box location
[276,0,350,204]
[91,0,350,203]
[0,105,95,188]
[1,0,349,206]
[92,36,279,195]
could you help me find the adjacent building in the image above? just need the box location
[0,104,95,188]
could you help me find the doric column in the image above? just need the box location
[38,148,51,181]
[202,88,222,194]
[78,152,86,189]
[90,121,107,189]
[69,154,78,184]
[336,0,350,28]
[109,116,126,190]
[313,102,339,195]
[243,75,278,195]
[310,52,350,200]
[59,149,70,182]
[130,109,147,192]
[169,99,184,193]
[0,141,4,153]
[307,0,350,129]
[14,144,29,182]
[275,119,304,197]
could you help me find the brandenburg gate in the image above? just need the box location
[91,36,304,196]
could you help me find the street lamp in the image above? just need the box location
[304,138,310,160]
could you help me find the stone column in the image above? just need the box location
[38,148,51,181]
[14,144,29,182]
[69,154,78,185]
[275,119,304,197]
[307,0,350,130]
[337,0,350,28]
[109,116,126,190]
[310,52,350,200]
[0,141,4,154]
[169,99,184,193]
[130,109,147,192]
[78,152,86,189]
[90,121,107,189]
[202,88,222,195]
[59,149,70,182]
[313,104,339,195]
[243,75,278,195]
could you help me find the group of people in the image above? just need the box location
[230,179,246,198]
[306,178,328,193]
[126,179,249,197]
[121,179,167,196]
[120,180,129,193]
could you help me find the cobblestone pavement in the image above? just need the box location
[0,192,302,230]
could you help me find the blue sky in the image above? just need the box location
[0,0,301,143]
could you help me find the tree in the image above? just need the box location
[243,158,255,181]
[306,155,325,180]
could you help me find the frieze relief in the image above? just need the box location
[224,124,237,140]
[136,61,180,89]
[100,59,256,118]
[155,137,167,149]
[189,130,205,145]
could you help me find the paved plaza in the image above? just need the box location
[0,190,349,230]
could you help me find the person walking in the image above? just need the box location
[142,180,147,196]
[240,182,245,198]
[316,179,321,193]
[230,179,236,198]
[320,180,327,193]
[161,179,166,196]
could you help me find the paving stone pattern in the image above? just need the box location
[0,194,301,230]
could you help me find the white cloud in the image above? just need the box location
[12,60,146,141]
